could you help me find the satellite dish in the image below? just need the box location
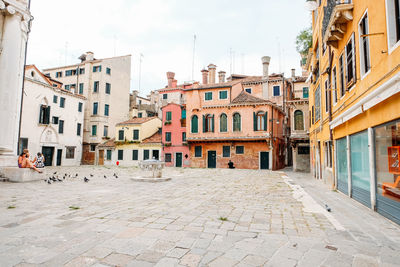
[305,0,318,11]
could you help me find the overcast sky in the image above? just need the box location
[27,0,311,96]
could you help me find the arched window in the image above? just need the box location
[220,113,227,132]
[203,114,214,132]
[233,113,241,132]
[253,111,268,131]
[294,110,304,130]
[191,115,198,133]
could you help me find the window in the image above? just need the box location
[182,132,186,142]
[315,86,321,122]
[66,147,75,159]
[223,146,230,157]
[182,109,186,119]
[165,153,172,162]
[65,85,70,91]
[339,54,346,97]
[163,94,168,99]
[133,129,139,140]
[233,113,241,132]
[92,125,97,136]
[254,111,267,131]
[56,71,62,78]
[52,116,59,124]
[220,113,228,132]
[303,87,309,98]
[191,115,198,133]
[143,150,150,160]
[165,132,171,142]
[65,70,76,76]
[298,146,310,155]
[106,150,112,160]
[386,0,400,49]
[79,68,85,75]
[132,150,138,160]
[39,105,50,124]
[106,67,111,75]
[79,83,84,94]
[106,83,111,94]
[94,81,99,93]
[203,114,214,132]
[273,86,280,96]
[294,110,304,131]
[205,92,212,101]
[118,150,123,160]
[359,12,371,77]
[60,97,65,108]
[245,88,252,94]
[53,95,58,103]
[118,130,124,140]
[138,113,143,118]
[103,125,108,137]
[78,102,83,112]
[58,120,64,134]
[104,104,109,116]
[166,111,172,121]
[93,65,102,72]
[195,146,202,157]
[70,84,76,90]
[93,102,98,115]
[236,146,244,154]
[219,90,228,99]
[89,145,96,152]
[312,106,315,124]
[325,79,329,113]
[332,67,337,104]
[77,123,81,136]
[345,33,356,87]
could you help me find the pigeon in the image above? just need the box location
[104,175,107,179]
[84,177,89,183]
[53,171,57,175]
[90,174,93,177]
[47,180,51,184]
[325,204,331,212]
[63,176,66,180]
[113,173,116,177]
[57,178,62,182]
[115,175,118,178]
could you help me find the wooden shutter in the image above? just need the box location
[264,112,268,131]
[253,112,257,131]
[45,106,51,124]
[211,115,215,132]
[202,115,206,133]
[39,105,43,123]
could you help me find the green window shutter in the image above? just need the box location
[253,112,257,131]
[264,112,268,131]
[211,115,215,132]
[39,106,43,123]
[202,115,206,133]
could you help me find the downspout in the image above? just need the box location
[327,46,334,188]
[18,0,33,154]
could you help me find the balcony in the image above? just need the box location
[322,0,354,48]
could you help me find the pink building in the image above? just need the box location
[162,103,190,167]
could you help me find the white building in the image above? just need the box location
[43,52,131,165]
[20,65,85,166]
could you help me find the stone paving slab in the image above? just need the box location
[0,166,399,266]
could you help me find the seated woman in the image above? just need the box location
[18,149,42,173]
[33,152,45,168]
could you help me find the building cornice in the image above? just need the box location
[25,78,87,100]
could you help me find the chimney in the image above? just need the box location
[172,79,177,88]
[208,64,217,84]
[291,68,296,78]
[201,69,209,85]
[167,72,175,88]
[86,51,94,61]
[262,56,271,99]
[218,71,226,83]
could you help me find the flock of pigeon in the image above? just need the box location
[44,171,119,184]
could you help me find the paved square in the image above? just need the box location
[0,167,399,266]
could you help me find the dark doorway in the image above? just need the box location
[42,146,54,166]
[56,149,62,166]
[98,150,104,165]
[260,152,269,169]
[207,151,216,168]
[176,153,182,167]
[152,150,159,160]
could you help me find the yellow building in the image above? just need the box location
[308,0,400,224]
[96,117,162,166]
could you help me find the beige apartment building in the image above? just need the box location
[43,52,131,164]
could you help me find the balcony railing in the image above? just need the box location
[322,0,353,47]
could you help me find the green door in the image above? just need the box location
[207,151,216,168]
[260,152,269,169]
[176,153,182,167]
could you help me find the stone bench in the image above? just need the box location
[0,167,45,182]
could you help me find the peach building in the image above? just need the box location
[186,59,286,170]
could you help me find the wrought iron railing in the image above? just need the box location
[322,0,352,39]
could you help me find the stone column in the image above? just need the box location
[0,1,32,167]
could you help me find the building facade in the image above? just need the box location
[97,117,162,166]
[43,52,131,165]
[308,0,400,224]
[20,65,85,166]
[129,90,157,118]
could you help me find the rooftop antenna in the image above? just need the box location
[191,34,196,81]
[138,53,144,94]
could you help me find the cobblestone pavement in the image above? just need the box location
[0,166,399,266]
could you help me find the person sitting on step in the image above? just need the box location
[18,149,42,173]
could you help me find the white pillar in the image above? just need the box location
[368,128,377,210]
[347,135,352,197]
[0,2,31,167]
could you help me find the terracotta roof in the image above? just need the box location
[116,117,155,125]
[142,131,161,144]
[98,138,115,148]
[231,91,270,104]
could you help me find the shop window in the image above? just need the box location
[336,137,348,194]
[324,141,333,168]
